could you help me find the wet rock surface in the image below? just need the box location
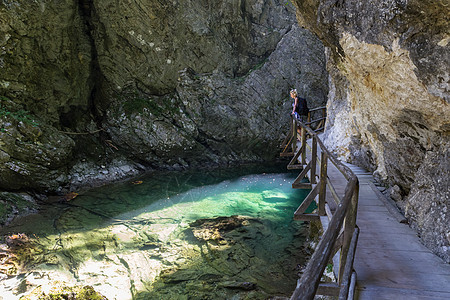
[292,0,450,261]
[139,215,310,299]
[0,214,309,299]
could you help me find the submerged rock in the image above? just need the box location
[20,284,108,300]
[142,215,310,299]
[0,192,37,226]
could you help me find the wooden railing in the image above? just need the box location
[280,112,359,300]
[280,106,326,159]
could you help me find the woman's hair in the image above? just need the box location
[290,89,297,97]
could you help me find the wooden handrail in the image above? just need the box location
[280,106,327,158]
[282,114,359,300]
[309,106,327,112]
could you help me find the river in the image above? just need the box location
[0,164,313,300]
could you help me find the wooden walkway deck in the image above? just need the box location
[325,159,450,299]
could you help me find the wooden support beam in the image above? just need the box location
[328,177,342,205]
[317,283,340,296]
[294,183,319,216]
[325,203,334,221]
[318,152,328,216]
[292,183,313,189]
[338,184,359,284]
[291,117,297,153]
[331,231,344,259]
[338,228,359,300]
[288,144,304,170]
[301,127,307,165]
[314,126,325,133]
[292,160,312,188]
[293,213,320,221]
[348,271,357,300]
[280,151,295,157]
[310,136,317,184]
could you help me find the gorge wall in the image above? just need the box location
[0,1,328,219]
[292,0,449,262]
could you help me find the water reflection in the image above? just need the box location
[0,164,312,299]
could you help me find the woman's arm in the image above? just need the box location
[292,97,298,114]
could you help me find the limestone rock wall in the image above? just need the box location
[0,1,90,192]
[292,0,449,262]
[88,0,328,169]
[0,0,93,122]
[0,1,328,193]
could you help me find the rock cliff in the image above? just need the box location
[0,1,328,217]
[292,0,449,262]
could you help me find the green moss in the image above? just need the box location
[0,201,14,223]
[123,97,164,116]
[119,91,180,118]
[326,263,333,273]
[0,96,39,127]
[0,193,37,225]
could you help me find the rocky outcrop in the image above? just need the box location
[0,0,93,123]
[90,0,328,169]
[104,24,328,169]
[292,0,449,261]
[0,0,328,197]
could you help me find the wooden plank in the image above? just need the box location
[356,286,450,300]
[356,272,450,294]
[291,117,297,153]
[357,233,430,252]
[291,131,450,300]
[305,116,326,125]
[355,248,450,275]
[280,130,291,149]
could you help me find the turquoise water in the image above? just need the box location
[0,164,313,300]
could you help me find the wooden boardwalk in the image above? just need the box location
[326,160,450,299]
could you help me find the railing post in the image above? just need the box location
[310,136,317,184]
[291,116,297,153]
[338,181,359,284]
[301,125,307,165]
[318,152,327,216]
